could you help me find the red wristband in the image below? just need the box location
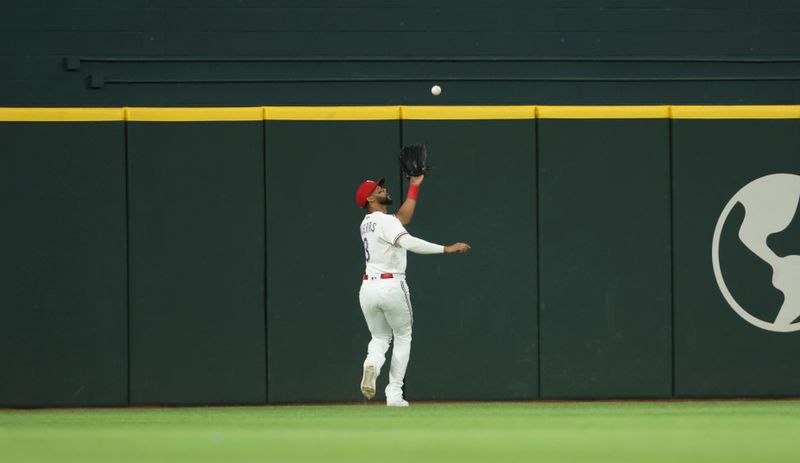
[407,184,420,201]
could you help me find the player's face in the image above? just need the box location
[373,185,393,205]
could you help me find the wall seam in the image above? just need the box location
[534,106,542,399]
[668,106,676,399]
[399,107,405,199]
[123,107,131,406]
[263,109,270,404]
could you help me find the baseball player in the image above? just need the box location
[354,174,470,407]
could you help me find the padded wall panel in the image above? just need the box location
[538,119,672,399]
[128,121,266,405]
[266,120,398,403]
[673,119,800,397]
[401,119,538,400]
[0,122,127,406]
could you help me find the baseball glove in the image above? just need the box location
[399,144,429,177]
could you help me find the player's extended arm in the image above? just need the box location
[397,234,471,254]
[394,175,424,225]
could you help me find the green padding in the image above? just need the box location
[538,119,672,399]
[0,122,127,407]
[401,120,538,400]
[128,122,266,405]
[673,120,800,397]
[266,121,399,403]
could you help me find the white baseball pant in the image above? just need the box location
[359,277,414,401]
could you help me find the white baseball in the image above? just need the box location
[431,85,442,96]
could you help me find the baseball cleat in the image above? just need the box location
[386,399,409,407]
[360,365,377,399]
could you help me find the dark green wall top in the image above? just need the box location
[2,1,800,106]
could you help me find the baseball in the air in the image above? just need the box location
[431,85,442,96]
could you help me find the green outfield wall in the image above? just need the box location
[127,119,266,406]
[1,106,800,406]
[538,118,672,399]
[0,120,127,407]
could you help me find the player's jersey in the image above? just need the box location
[360,211,409,275]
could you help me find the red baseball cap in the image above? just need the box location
[355,177,385,208]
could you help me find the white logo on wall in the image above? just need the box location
[712,173,800,332]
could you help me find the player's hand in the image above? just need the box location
[409,175,424,186]
[444,242,470,254]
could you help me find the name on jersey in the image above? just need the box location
[361,221,376,234]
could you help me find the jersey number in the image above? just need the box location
[363,238,370,262]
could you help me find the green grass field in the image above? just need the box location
[2,400,799,463]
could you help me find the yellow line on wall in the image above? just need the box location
[670,105,800,119]
[125,107,263,121]
[0,108,125,121]
[2,106,800,121]
[267,106,400,121]
[537,106,671,119]
[401,106,536,120]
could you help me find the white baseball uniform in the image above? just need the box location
[359,211,444,403]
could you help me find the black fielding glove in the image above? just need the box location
[399,144,429,177]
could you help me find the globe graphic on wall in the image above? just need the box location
[712,173,800,332]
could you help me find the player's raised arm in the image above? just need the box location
[394,175,423,225]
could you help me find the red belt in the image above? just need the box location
[363,273,394,280]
